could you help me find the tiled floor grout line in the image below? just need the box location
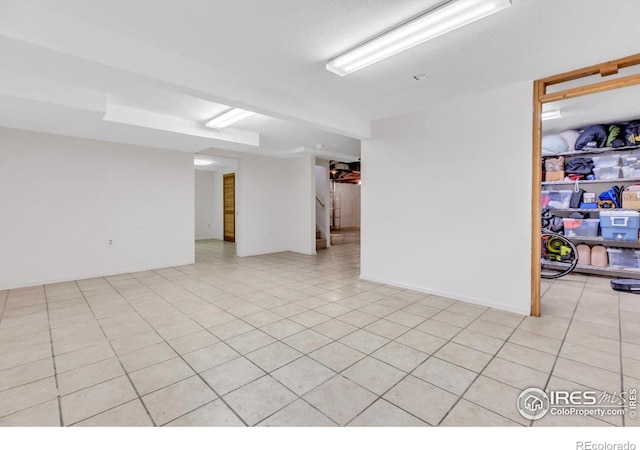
[101,277,251,428]
[616,290,626,427]
[539,278,620,427]
[43,285,64,426]
[72,280,158,427]
[344,306,527,427]
[434,315,528,428]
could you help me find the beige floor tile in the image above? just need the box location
[271,356,335,396]
[183,342,240,373]
[363,319,410,340]
[283,329,333,353]
[110,330,163,355]
[0,329,50,356]
[201,357,265,395]
[431,310,475,328]
[343,357,405,395]
[349,399,428,426]
[453,329,505,355]
[58,357,125,395]
[412,357,477,396]
[466,319,514,340]
[0,399,59,427]
[226,329,276,354]
[401,303,440,319]
[553,357,622,393]
[0,343,52,371]
[496,342,556,374]
[372,341,428,372]
[258,399,336,426]
[508,329,563,356]
[415,319,462,340]
[518,315,570,340]
[119,342,178,373]
[384,310,426,328]
[270,303,308,318]
[129,357,196,395]
[396,329,448,355]
[0,358,54,392]
[73,400,153,427]
[560,342,621,373]
[463,376,528,426]
[208,319,255,340]
[155,320,203,340]
[61,376,137,425]
[167,330,219,355]
[223,376,296,426]
[384,375,458,425]
[309,341,365,372]
[0,377,58,418]
[312,319,358,340]
[246,342,302,372]
[260,319,306,340]
[142,375,217,425]
[441,399,522,426]
[165,399,245,426]
[304,375,377,426]
[446,302,488,319]
[479,309,525,328]
[314,303,352,318]
[434,342,492,373]
[339,329,390,354]
[482,357,548,391]
[336,310,378,328]
[54,343,115,373]
[417,296,457,310]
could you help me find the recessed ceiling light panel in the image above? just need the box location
[205,108,255,129]
[194,158,214,166]
[327,0,511,76]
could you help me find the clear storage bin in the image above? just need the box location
[607,248,640,271]
[541,190,572,209]
[622,166,640,179]
[592,155,620,168]
[562,218,599,237]
[593,166,621,180]
[620,154,640,167]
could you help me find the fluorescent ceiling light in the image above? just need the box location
[205,108,254,129]
[541,109,562,121]
[194,158,214,166]
[326,0,511,76]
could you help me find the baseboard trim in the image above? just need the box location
[359,273,530,316]
[0,259,196,291]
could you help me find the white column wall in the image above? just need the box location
[361,83,533,315]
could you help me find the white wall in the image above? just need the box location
[361,83,532,315]
[194,170,217,240]
[335,183,360,229]
[0,127,194,290]
[236,153,315,257]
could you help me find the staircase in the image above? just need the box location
[316,228,327,250]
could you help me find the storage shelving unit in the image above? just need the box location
[543,145,640,279]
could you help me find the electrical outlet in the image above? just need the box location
[107,239,114,247]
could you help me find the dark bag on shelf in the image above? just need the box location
[565,157,594,175]
[575,124,608,150]
[569,189,585,208]
[625,121,640,147]
[599,186,623,209]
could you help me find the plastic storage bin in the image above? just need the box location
[541,190,572,209]
[592,155,620,168]
[562,218,600,237]
[593,167,621,180]
[620,154,640,166]
[607,248,640,270]
[622,166,640,179]
[600,210,640,241]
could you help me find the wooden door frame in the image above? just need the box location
[531,53,640,316]
[223,173,235,243]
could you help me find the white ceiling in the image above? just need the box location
[1,0,639,159]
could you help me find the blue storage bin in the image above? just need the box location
[600,210,640,241]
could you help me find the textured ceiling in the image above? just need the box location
[1,0,639,156]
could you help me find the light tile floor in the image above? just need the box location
[0,240,638,427]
